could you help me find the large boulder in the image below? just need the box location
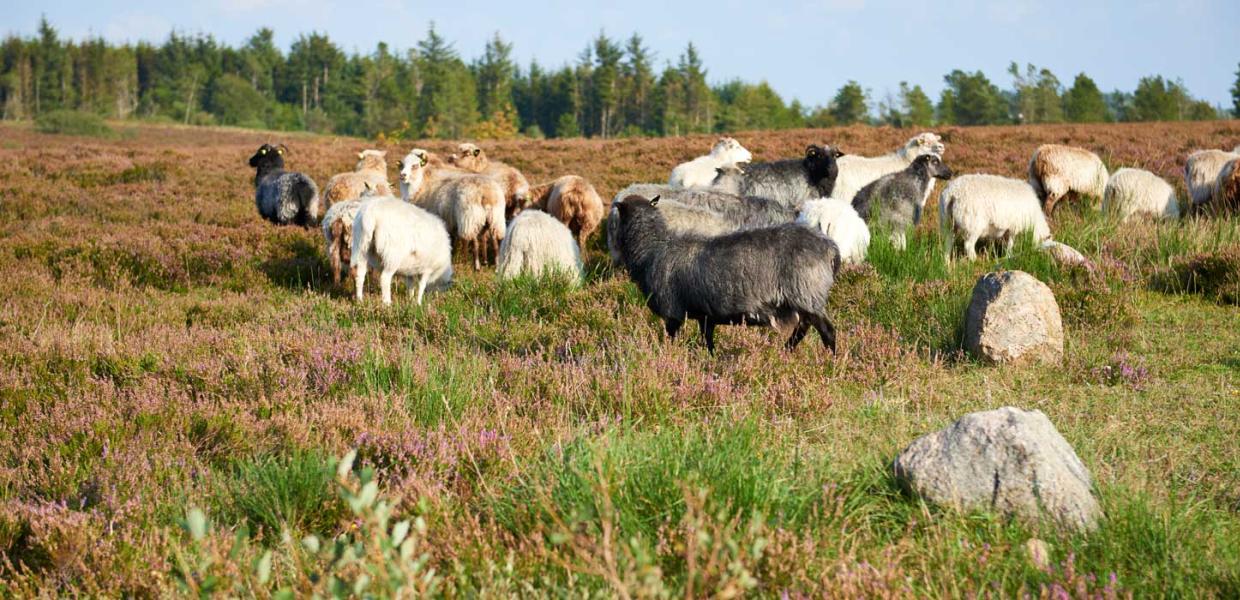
[893,407,1100,532]
[964,270,1063,364]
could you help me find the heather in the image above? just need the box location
[0,120,1238,596]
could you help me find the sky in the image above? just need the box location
[6,0,1240,109]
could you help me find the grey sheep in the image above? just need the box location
[709,144,844,209]
[612,194,841,353]
[851,154,954,248]
[248,143,320,226]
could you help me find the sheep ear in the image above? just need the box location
[278,144,289,154]
[806,145,819,157]
[650,195,660,207]
[357,151,365,159]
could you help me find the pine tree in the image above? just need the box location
[621,34,655,135]
[830,81,868,124]
[900,82,934,126]
[1232,62,1240,118]
[1062,73,1108,122]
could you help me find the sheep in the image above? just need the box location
[1101,168,1180,222]
[939,174,1052,262]
[615,180,799,229]
[830,132,945,203]
[248,143,320,226]
[398,149,506,271]
[496,209,583,284]
[709,144,844,209]
[1028,144,1108,216]
[851,153,954,249]
[613,194,840,353]
[323,149,392,208]
[1207,158,1240,216]
[540,175,606,252]
[796,198,871,264]
[668,137,754,188]
[350,196,453,306]
[449,142,532,218]
[1184,149,1240,211]
[322,198,365,286]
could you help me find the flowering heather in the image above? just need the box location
[0,120,1238,596]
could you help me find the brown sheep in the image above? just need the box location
[537,175,605,253]
[1028,144,1108,216]
[448,143,532,218]
[323,149,392,208]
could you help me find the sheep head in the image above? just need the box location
[711,137,753,164]
[900,132,946,160]
[355,149,387,173]
[398,149,431,196]
[248,143,286,170]
[449,143,488,172]
[912,154,954,180]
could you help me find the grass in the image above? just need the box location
[0,120,1237,596]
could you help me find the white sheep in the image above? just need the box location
[668,137,753,188]
[1184,149,1239,209]
[830,132,945,203]
[1028,144,1108,215]
[351,196,453,305]
[496,209,583,284]
[939,174,1051,262]
[399,149,506,270]
[796,198,871,264]
[1102,168,1179,222]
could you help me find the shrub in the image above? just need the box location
[1152,245,1240,304]
[34,110,114,138]
[213,450,345,538]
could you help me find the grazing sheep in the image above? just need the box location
[851,153,954,249]
[939,174,1052,262]
[709,144,844,209]
[542,175,606,252]
[1102,168,1180,222]
[796,198,871,264]
[1184,149,1240,211]
[1208,158,1240,216]
[613,194,840,353]
[398,149,506,270]
[668,137,754,188]
[496,210,583,284]
[323,149,392,208]
[351,196,453,306]
[248,143,320,226]
[831,132,945,203]
[449,142,532,218]
[1028,144,1108,216]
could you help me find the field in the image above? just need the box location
[1,119,1238,597]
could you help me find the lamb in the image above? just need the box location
[709,144,844,209]
[939,174,1052,262]
[350,196,453,306]
[1184,149,1240,211]
[539,175,605,252]
[449,142,532,218]
[796,198,871,264]
[323,149,392,207]
[613,194,840,353]
[851,153,954,249]
[830,132,945,203]
[668,137,754,188]
[1101,168,1180,222]
[496,209,583,284]
[248,143,320,226]
[1028,144,1108,216]
[398,149,506,270]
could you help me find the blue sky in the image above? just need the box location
[6,0,1239,108]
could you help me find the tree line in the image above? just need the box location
[2,18,1237,140]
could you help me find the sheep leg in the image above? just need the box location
[664,319,684,341]
[891,231,907,251]
[354,263,368,301]
[1043,193,1062,217]
[415,273,429,305]
[1004,234,1015,256]
[472,239,482,271]
[806,313,837,353]
[784,321,811,351]
[698,318,717,354]
[964,234,980,261]
[379,270,395,306]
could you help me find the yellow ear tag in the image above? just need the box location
[260,148,267,154]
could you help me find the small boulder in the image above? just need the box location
[893,407,1100,532]
[964,270,1064,364]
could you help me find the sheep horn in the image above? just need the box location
[650,195,660,207]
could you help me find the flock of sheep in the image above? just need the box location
[248,133,1240,352]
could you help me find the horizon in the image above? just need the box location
[5,1,1239,110]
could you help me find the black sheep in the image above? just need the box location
[248,143,320,226]
[614,194,840,353]
[710,144,844,210]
